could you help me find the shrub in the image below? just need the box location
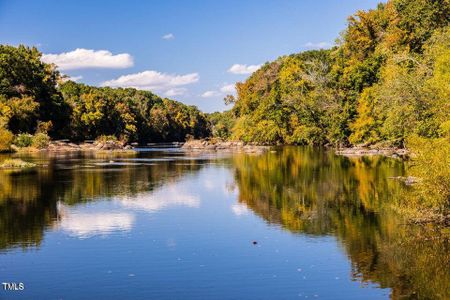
[95,135,118,143]
[36,121,53,134]
[32,132,50,149]
[13,133,33,148]
[0,128,14,152]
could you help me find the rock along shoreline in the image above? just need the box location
[13,140,134,153]
[181,140,270,154]
[335,147,409,158]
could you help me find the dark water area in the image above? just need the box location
[0,147,448,299]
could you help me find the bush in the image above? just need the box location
[13,133,33,148]
[32,132,50,149]
[0,128,14,152]
[95,135,118,143]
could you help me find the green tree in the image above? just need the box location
[0,45,69,136]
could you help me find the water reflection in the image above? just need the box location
[231,147,449,299]
[0,151,207,251]
[57,203,135,238]
[117,183,200,213]
[0,148,448,299]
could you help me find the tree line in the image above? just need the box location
[212,0,450,149]
[0,45,210,150]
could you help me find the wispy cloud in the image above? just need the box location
[102,70,199,96]
[228,64,261,75]
[220,84,235,93]
[304,42,333,49]
[162,33,175,40]
[165,88,187,97]
[201,90,221,98]
[41,48,133,70]
[201,83,236,99]
[61,75,83,83]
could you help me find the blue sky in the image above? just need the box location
[0,0,383,112]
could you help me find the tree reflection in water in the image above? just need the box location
[231,147,449,300]
[0,151,206,251]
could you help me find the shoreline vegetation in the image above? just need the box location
[0,0,448,222]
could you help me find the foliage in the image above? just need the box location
[13,133,33,148]
[0,45,68,136]
[0,45,211,144]
[0,127,13,152]
[407,136,450,211]
[95,135,118,143]
[207,110,235,140]
[31,132,50,149]
[59,81,210,143]
[220,0,450,147]
[207,0,450,216]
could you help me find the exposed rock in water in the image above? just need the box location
[0,159,36,169]
[336,147,409,158]
[45,140,133,152]
[182,140,270,154]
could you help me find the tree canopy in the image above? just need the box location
[0,45,210,144]
[219,0,450,148]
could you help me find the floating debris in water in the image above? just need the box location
[252,241,258,245]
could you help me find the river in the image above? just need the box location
[0,147,448,299]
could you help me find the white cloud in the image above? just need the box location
[68,75,83,82]
[228,64,261,75]
[165,88,187,97]
[162,33,175,40]
[201,83,236,99]
[220,84,235,94]
[200,83,236,98]
[42,48,134,70]
[102,70,199,95]
[304,42,333,49]
[60,75,83,83]
[201,90,221,98]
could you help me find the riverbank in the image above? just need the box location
[181,139,270,153]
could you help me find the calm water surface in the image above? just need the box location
[0,147,448,299]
